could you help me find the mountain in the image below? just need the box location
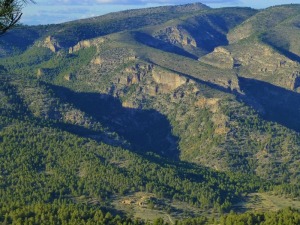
[1,2,300,224]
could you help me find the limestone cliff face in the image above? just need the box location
[117,64,151,86]
[230,42,300,89]
[69,40,91,53]
[110,63,188,98]
[121,101,136,108]
[152,68,187,91]
[202,43,296,72]
[154,26,197,47]
[69,37,105,53]
[287,71,300,91]
[200,43,294,72]
[200,41,300,90]
[37,36,61,52]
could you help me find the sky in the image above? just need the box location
[21,0,300,25]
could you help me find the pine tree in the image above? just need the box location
[0,0,35,34]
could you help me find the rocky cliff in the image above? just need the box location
[69,37,105,54]
[152,67,187,91]
[199,47,234,69]
[154,26,198,48]
[37,36,61,52]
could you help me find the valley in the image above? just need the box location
[1,2,300,224]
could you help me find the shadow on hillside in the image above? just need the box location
[152,63,234,94]
[182,18,229,52]
[134,16,230,60]
[188,74,300,132]
[0,27,43,53]
[262,39,300,63]
[134,31,199,60]
[238,77,300,132]
[143,64,300,132]
[274,46,300,63]
[47,84,179,160]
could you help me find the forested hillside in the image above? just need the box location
[1,2,300,224]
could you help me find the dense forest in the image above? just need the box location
[1,2,300,224]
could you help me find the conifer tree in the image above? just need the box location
[0,0,34,34]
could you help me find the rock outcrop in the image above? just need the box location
[200,41,300,90]
[288,71,300,91]
[92,57,103,65]
[195,97,229,135]
[37,36,61,52]
[195,97,220,110]
[154,26,197,47]
[64,73,73,81]
[152,68,187,91]
[69,37,105,53]
[199,47,234,69]
[37,68,44,77]
[117,64,151,86]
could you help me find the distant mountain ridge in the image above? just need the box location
[1,2,300,223]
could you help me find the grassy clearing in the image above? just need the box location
[236,192,300,212]
[112,192,173,223]
[111,192,219,223]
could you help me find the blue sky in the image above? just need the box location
[21,0,300,25]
